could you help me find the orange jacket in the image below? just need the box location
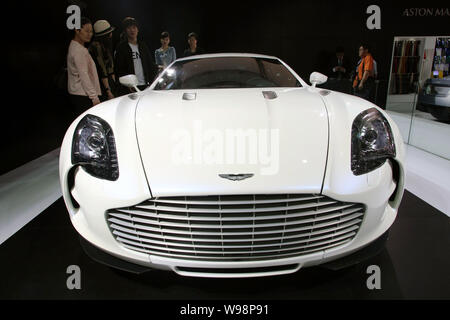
[353,53,374,87]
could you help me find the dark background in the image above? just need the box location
[3,0,449,174]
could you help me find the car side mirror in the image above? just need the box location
[309,72,328,87]
[119,74,140,92]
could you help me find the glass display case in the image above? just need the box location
[386,36,450,160]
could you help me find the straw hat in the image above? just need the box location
[93,20,115,37]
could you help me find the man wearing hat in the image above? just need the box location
[114,17,157,94]
[89,19,116,100]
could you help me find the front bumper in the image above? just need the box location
[79,229,390,275]
[61,158,402,278]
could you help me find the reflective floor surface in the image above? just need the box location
[0,190,449,299]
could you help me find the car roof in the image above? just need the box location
[175,53,279,62]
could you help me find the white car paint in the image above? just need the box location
[135,88,328,196]
[59,53,405,278]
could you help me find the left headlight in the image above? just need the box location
[71,114,119,181]
[351,108,395,175]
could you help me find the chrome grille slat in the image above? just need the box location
[108,210,363,237]
[116,231,356,255]
[108,203,359,223]
[148,194,324,205]
[108,206,361,229]
[113,224,359,249]
[109,215,362,243]
[134,200,338,214]
[106,194,365,262]
[120,238,353,261]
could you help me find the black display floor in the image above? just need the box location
[0,190,449,299]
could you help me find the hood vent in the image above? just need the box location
[262,91,278,100]
[182,92,197,101]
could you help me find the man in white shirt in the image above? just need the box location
[128,42,146,86]
[114,17,157,93]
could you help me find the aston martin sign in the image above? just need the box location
[402,8,450,17]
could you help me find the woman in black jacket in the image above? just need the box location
[89,19,117,100]
[114,17,157,94]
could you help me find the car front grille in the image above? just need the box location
[106,194,365,261]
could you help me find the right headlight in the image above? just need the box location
[351,108,396,175]
[71,114,119,181]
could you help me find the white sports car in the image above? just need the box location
[59,53,405,278]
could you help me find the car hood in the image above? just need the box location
[135,88,329,196]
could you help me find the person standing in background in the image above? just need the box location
[89,20,116,101]
[155,31,176,73]
[330,46,350,79]
[114,17,157,93]
[352,43,375,101]
[183,32,204,57]
[373,59,378,79]
[67,17,101,114]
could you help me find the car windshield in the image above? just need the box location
[153,56,302,90]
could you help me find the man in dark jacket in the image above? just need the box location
[114,17,157,94]
[329,46,350,80]
[183,32,205,57]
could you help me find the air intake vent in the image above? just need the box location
[106,194,364,262]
